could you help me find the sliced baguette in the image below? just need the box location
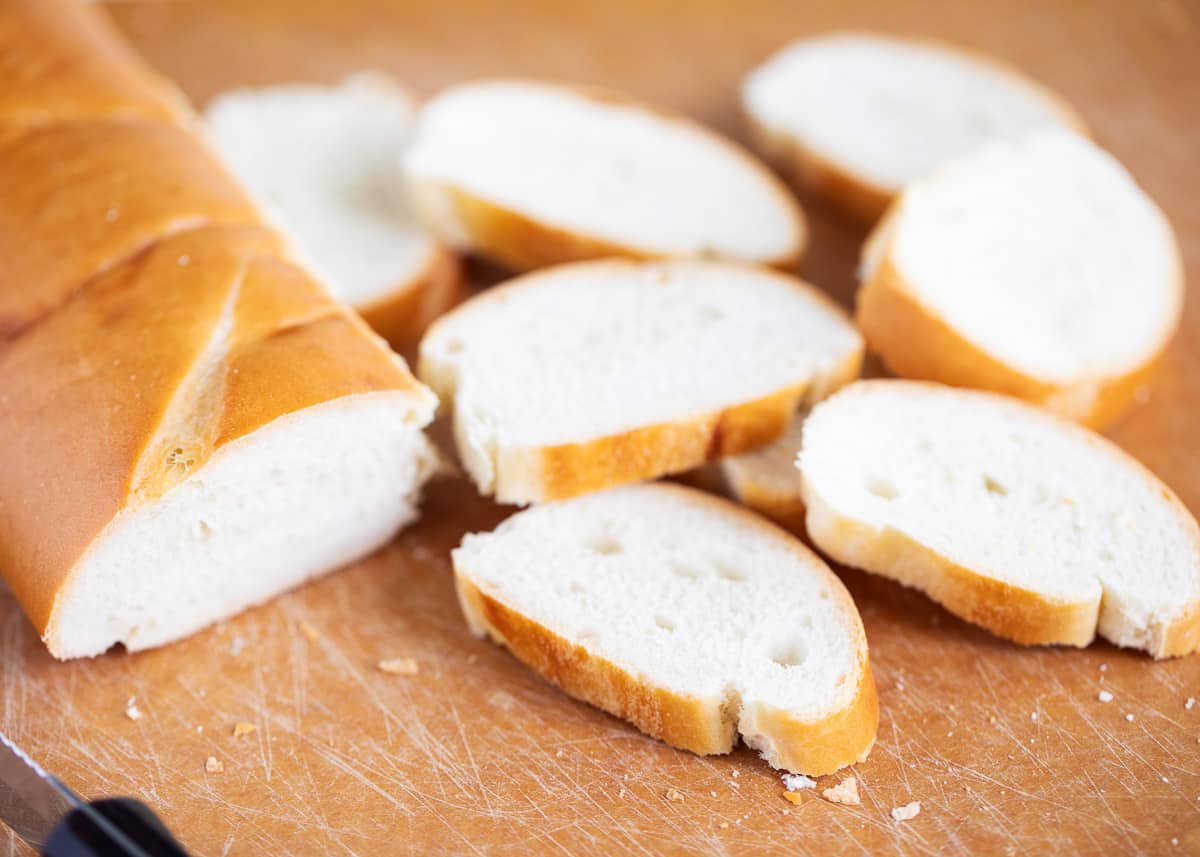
[741,32,1085,220]
[204,75,461,349]
[799,380,1200,658]
[453,483,878,775]
[403,79,806,271]
[857,128,1183,427]
[720,412,808,532]
[419,259,862,504]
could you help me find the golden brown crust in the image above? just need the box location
[857,250,1169,429]
[456,576,734,755]
[454,484,877,772]
[743,33,1088,223]
[0,0,189,125]
[410,80,806,271]
[355,245,464,353]
[0,0,433,646]
[495,383,807,504]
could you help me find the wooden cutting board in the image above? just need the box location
[4,1,1199,854]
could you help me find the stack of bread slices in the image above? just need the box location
[3,0,1196,783]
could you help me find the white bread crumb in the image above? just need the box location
[665,788,685,802]
[822,776,860,806]
[1186,697,1196,710]
[232,722,257,737]
[891,801,921,821]
[1125,713,1135,722]
[783,773,816,791]
[205,756,224,773]
[378,657,419,676]
[1098,690,1114,703]
[1099,663,1108,672]
[124,697,143,721]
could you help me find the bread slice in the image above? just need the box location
[799,380,1200,658]
[720,412,808,532]
[453,483,878,775]
[419,259,862,504]
[857,128,1183,427]
[403,79,806,271]
[204,74,461,349]
[741,32,1085,220]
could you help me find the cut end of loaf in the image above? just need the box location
[44,394,438,659]
[452,484,878,774]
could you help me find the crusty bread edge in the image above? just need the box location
[355,243,463,353]
[856,231,1180,429]
[800,379,1200,657]
[405,79,808,271]
[742,32,1089,222]
[452,484,878,774]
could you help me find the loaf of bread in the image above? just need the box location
[204,75,461,350]
[403,79,807,271]
[858,129,1183,427]
[0,0,437,659]
[800,380,1200,657]
[741,32,1085,220]
[454,483,878,775]
[419,259,862,504]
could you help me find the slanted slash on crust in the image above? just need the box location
[454,571,877,775]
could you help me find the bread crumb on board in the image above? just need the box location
[782,773,816,791]
[1125,713,1135,722]
[891,801,921,821]
[205,756,224,773]
[822,777,860,806]
[1098,690,1114,703]
[300,621,321,642]
[124,697,143,721]
[232,722,258,738]
[782,791,805,806]
[1186,697,1196,710]
[378,657,419,676]
[665,788,685,802]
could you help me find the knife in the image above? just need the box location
[0,730,189,856]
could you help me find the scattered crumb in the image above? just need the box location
[196,725,203,734]
[1186,697,1196,710]
[300,621,320,641]
[205,756,224,773]
[822,777,860,806]
[781,808,790,815]
[1098,690,1114,703]
[1099,663,1108,672]
[895,681,905,692]
[1030,712,1038,722]
[946,731,953,737]
[731,769,739,778]
[718,822,729,829]
[232,722,257,738]
[618,788,626,799]
[378,657,419,676]
[177,254,190,267]
[710,791,717,798]
[1172,838,1179,846]
[891,801,921,821]
[1162,777,1170,784]
[555,749,564,758]
[782,773,816,792]
[665,788,685,802]
[1125,713,1135,722]
[124,697,143,721]
[782,791,805,806]
[988,715,997,725]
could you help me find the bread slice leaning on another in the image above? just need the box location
[800,380,1200,658]
[419,259,863,504]
[402,79,806,271]
[204,74,461,350]
[741,31,1085,221]
[720,413,809,533]
[453,483,878,775]
[857,128,1183,428]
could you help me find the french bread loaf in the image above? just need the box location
[741,32,1085,220]
[419,259,862,504]
[799,380,1200,657]
[0,0,437,659]
[453,483,878,775]
[204,75,461,350]
[402,79,806,271]
[857,128,1183,427]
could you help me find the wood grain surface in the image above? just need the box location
[3,1,1200,854]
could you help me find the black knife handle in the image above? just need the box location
[41,797,189,857]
